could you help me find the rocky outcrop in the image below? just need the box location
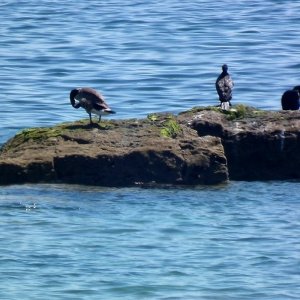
[179,106,300,181]
[1,106,300,186]
[0,114,228,186]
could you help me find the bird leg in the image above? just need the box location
[98,115,102,123]
[89,113,93,124]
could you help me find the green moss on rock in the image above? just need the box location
[224,104,266,120]
[147,113,159,122]
[180,105,267,121]
[1,127,63,152]
[160,118,182,138]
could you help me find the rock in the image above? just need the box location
[2,105,300,186]
[180,105,300,181]
[0,114,228,186]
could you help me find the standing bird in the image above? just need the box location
[70,87,116,124]
[281,86,300,110]
[215,64,234,110]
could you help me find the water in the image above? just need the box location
[1,1,300,298]
[0,182,300,299]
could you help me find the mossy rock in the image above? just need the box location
[224,104,266,120]
[179,106,222,116]
[147,113,183,138]
[147,113,160,122]
[160,118,182,139]
[0,127,65,152]
[180,105,267,121]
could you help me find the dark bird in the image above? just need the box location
[215,64,234,110]
[70,87,116,124]
[281,86,300,110]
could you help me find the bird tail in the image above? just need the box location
[105,109,116,114]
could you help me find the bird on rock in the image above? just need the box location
[281,86,300,110]
[70,87,116,124]
[215,64,234,110]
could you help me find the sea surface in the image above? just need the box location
[1,1,300,299]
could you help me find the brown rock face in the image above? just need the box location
[0,114,228,186]
[182,106,300,181]
[2,106,299,186]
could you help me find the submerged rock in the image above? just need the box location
[1,105,300,186]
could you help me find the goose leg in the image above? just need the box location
[98,115,101,123]
[89,113,93,124]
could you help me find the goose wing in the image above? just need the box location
[79,87,105,103]
[79,87,110,110]
[80,88,111,110]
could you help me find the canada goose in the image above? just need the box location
[70,87,116,124]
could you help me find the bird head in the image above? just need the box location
[70,89,80,107]
[293,86,300,96]
[222,64,228,72]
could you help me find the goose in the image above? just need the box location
[70,87,116,124]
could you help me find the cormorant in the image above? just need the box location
[216,64,234,110]
[281,86,300,110]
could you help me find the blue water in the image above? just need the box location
[1,182,300,300]
[1,1,300,299]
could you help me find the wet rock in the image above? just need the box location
[2,105,299,186]
[0,114,228,186]
[181,105,300,180]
